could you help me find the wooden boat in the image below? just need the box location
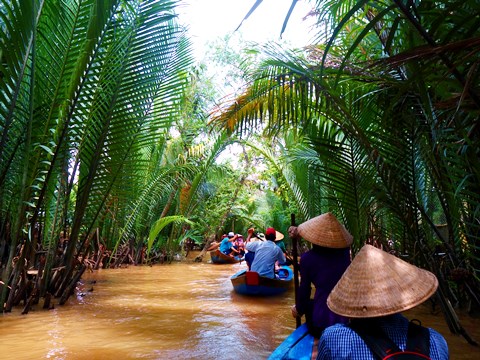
[230,265,293,296]
[209,249,244,264]
[268,323,314,360]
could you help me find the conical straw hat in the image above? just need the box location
[327,244,438,318]
[275,231,284,241]
[297,212,353,248]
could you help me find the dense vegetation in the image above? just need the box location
[0,0,478,343]
[213,0,480,341]
[0,0,292,312]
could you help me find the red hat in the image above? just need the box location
[265,227,276,236]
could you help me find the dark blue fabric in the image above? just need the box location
[245,251,255,269]
[349,319,431,359]
[317,314,449,360]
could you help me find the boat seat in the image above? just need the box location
[245,271,260,285]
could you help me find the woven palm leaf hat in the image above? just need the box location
[327,244,439,318]
[275,231,284,241]
[297,212,353,248]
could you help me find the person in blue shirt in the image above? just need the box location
[219,232,238,256]
[317,244,449,360]
[245,227,286,279]
[244,228,257,269]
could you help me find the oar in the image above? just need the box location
[291,213,301,328]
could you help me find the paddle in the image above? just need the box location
[291,213,301,328]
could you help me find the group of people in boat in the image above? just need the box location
[217,232,245,258]
[285,212,448,359]
[211,226,292,279]
[209,226,291,277]
[216,212,449,359]
[243,227,287,279]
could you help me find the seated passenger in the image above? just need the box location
[245,227,286,279]
[273,230,293,266]
[233,235,245,256]
[219,232,238,256]
[244,228,256,269]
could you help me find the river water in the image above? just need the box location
[0,255,479,359]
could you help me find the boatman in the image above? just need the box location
[289,212,352,338]
[317,244,449,360]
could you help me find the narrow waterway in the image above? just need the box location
[0,255,479,359]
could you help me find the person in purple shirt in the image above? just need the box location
[288,212,353,338]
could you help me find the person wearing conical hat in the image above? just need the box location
[272,229,293,265]
[288,212,353,338]
[317,244,449,359]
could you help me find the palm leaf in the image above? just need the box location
[147,215,192,254]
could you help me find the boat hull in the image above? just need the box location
[230,265,293,296]
[209,249,243,264]
[268,323,314,360]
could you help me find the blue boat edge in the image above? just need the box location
[230,265,293,281]
[268,323,315,360]
[230,265,294,296]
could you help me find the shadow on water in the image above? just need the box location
[0,255,479,359]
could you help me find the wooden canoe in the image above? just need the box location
[268,323,314,360]
[209,249,244,264]
[230,265,293,296]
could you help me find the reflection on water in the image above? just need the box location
[0,257,479,359]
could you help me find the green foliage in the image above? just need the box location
[0,0,195,303]
[148,215,192,253]
[211,0,480,305]
[2,0,479,317]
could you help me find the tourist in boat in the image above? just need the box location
[273,231,293,266]
[274,233,286,252]
[288,212,352,338]
[244,227,257,269]
[317,244,449,359]
[245,227,286,279]
[233,234,246,257]
[219,232,239,257]
[245,228,288,269]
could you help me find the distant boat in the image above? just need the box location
[268,323,314,360]
[209,249,244,264]
[230,265,293,296]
